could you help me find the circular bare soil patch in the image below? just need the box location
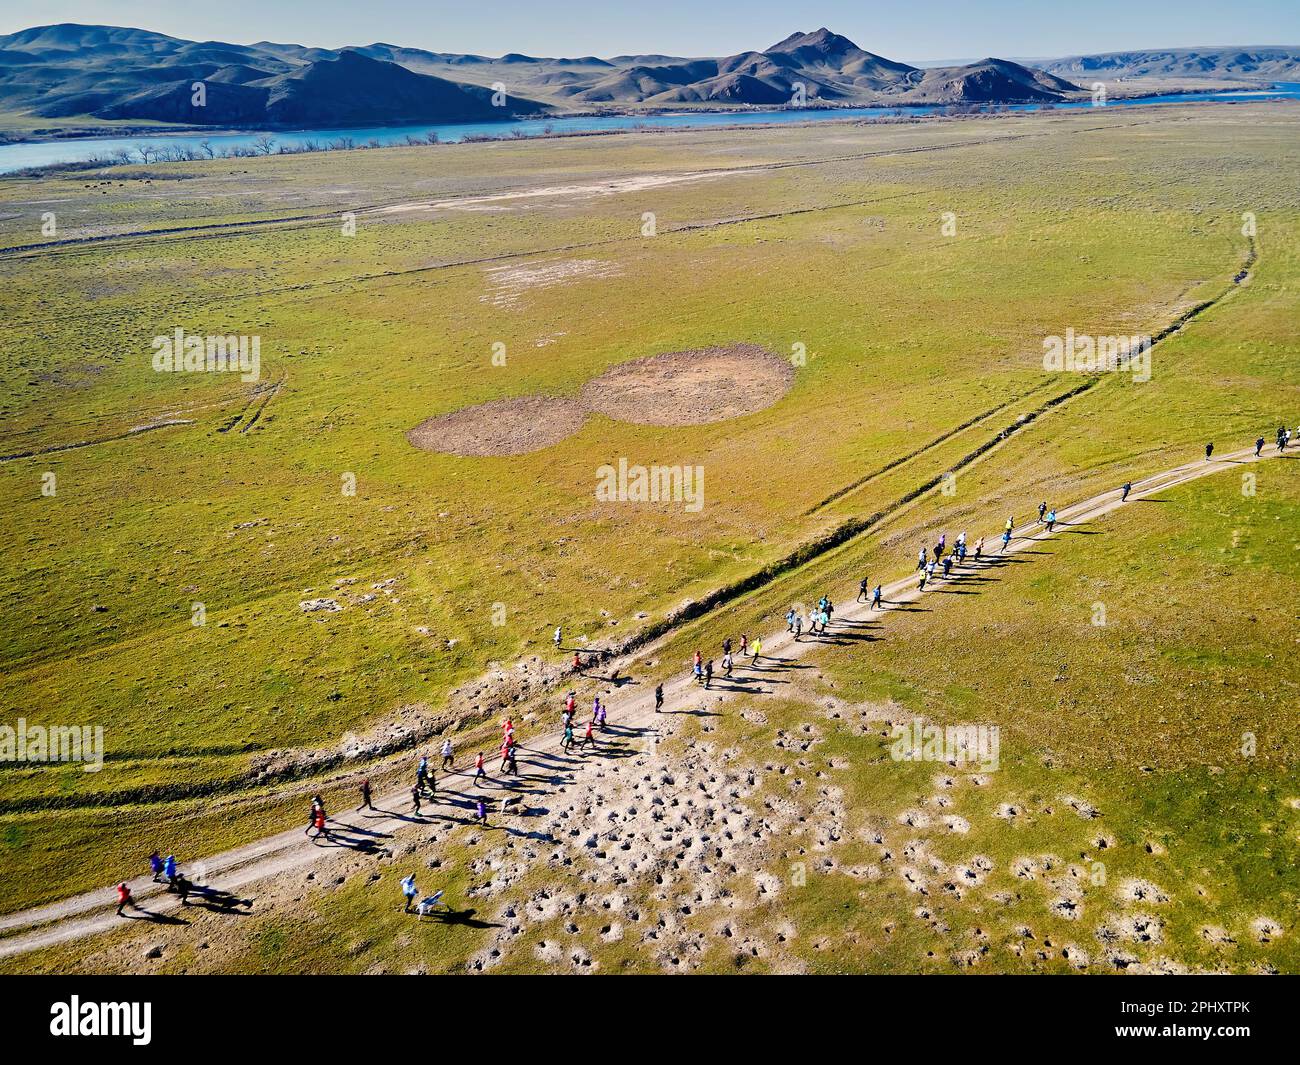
[580,344,794,426]
[406,396,587,456]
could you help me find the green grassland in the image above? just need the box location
[0,103,1298,937]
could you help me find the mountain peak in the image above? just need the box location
[767,28,862,56]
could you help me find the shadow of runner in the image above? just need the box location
[120,907,188,926]
[425,907,503,930]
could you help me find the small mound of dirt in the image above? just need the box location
[406,396,587,457]
[580,344,794,426]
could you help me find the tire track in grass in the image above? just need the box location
[0,124,1130,260]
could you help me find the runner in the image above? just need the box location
[1037,501,1047,523]
[499,739,512,773]
[1256,436,1266,458]
[739,634,749,657]
[957,539,967,563]
[554,626,562,648]
[654,683,664,713]
[752,636,762,664]
[1000,529,1011,553]
[1004,516,1014,535]
[785,607,797,631]
[473,751,487,786]
[411,784,422,816]
[942,555,953,578]
[358,777,373,811]
[441,737,454,770]
[723,649,734,675]
[311,806,328,840]
[416,756,429,794]
[858,577,869,602]
[475,799,488,826]
[565,690,577,716]
[595,699,608,730]
[918,570,928,592]
[504,746,518,776]
[974,536,984,560]
[149,851,163,882]
[871,584,883,610]
[401,874,418,913]
[1120,481,1132,502]
[562,722,575,751]
[1205,441,1214,461]
[792,616,802,641]
[1045,509,1057,532]
[115,882,135,917]
[917,547,927,571]
[164,853,178,888]
[572,650,582,670]
[580,718,597,751]
[704,659,713,689]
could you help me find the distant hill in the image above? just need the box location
[896,58,1082,103]
[0,22,1091,128]
[0,23,548,126]
[1042,46,1300,82]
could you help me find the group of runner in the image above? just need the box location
[115,852,183,914]
[916,529,983,590]
[787,598,836,641]
[116,849,246,916]
[1258,426,1295,456]
[560,690,608,751]
[119,435,1297,921]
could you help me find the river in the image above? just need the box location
[1,84,1296,174]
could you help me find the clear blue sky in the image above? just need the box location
[2,0,1297,60]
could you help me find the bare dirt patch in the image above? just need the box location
[406,395,587,457]
[407,343,793,455]
[580,344,794,426]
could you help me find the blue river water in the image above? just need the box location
[1,83,1296,174]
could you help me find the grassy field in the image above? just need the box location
[0,103,1297,968]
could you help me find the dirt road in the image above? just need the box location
[0,440,1290,960]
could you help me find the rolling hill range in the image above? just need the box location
[0,23,1085,127]
[1041,45,1300,82]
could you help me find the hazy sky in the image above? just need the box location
[2,0,1297,60]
